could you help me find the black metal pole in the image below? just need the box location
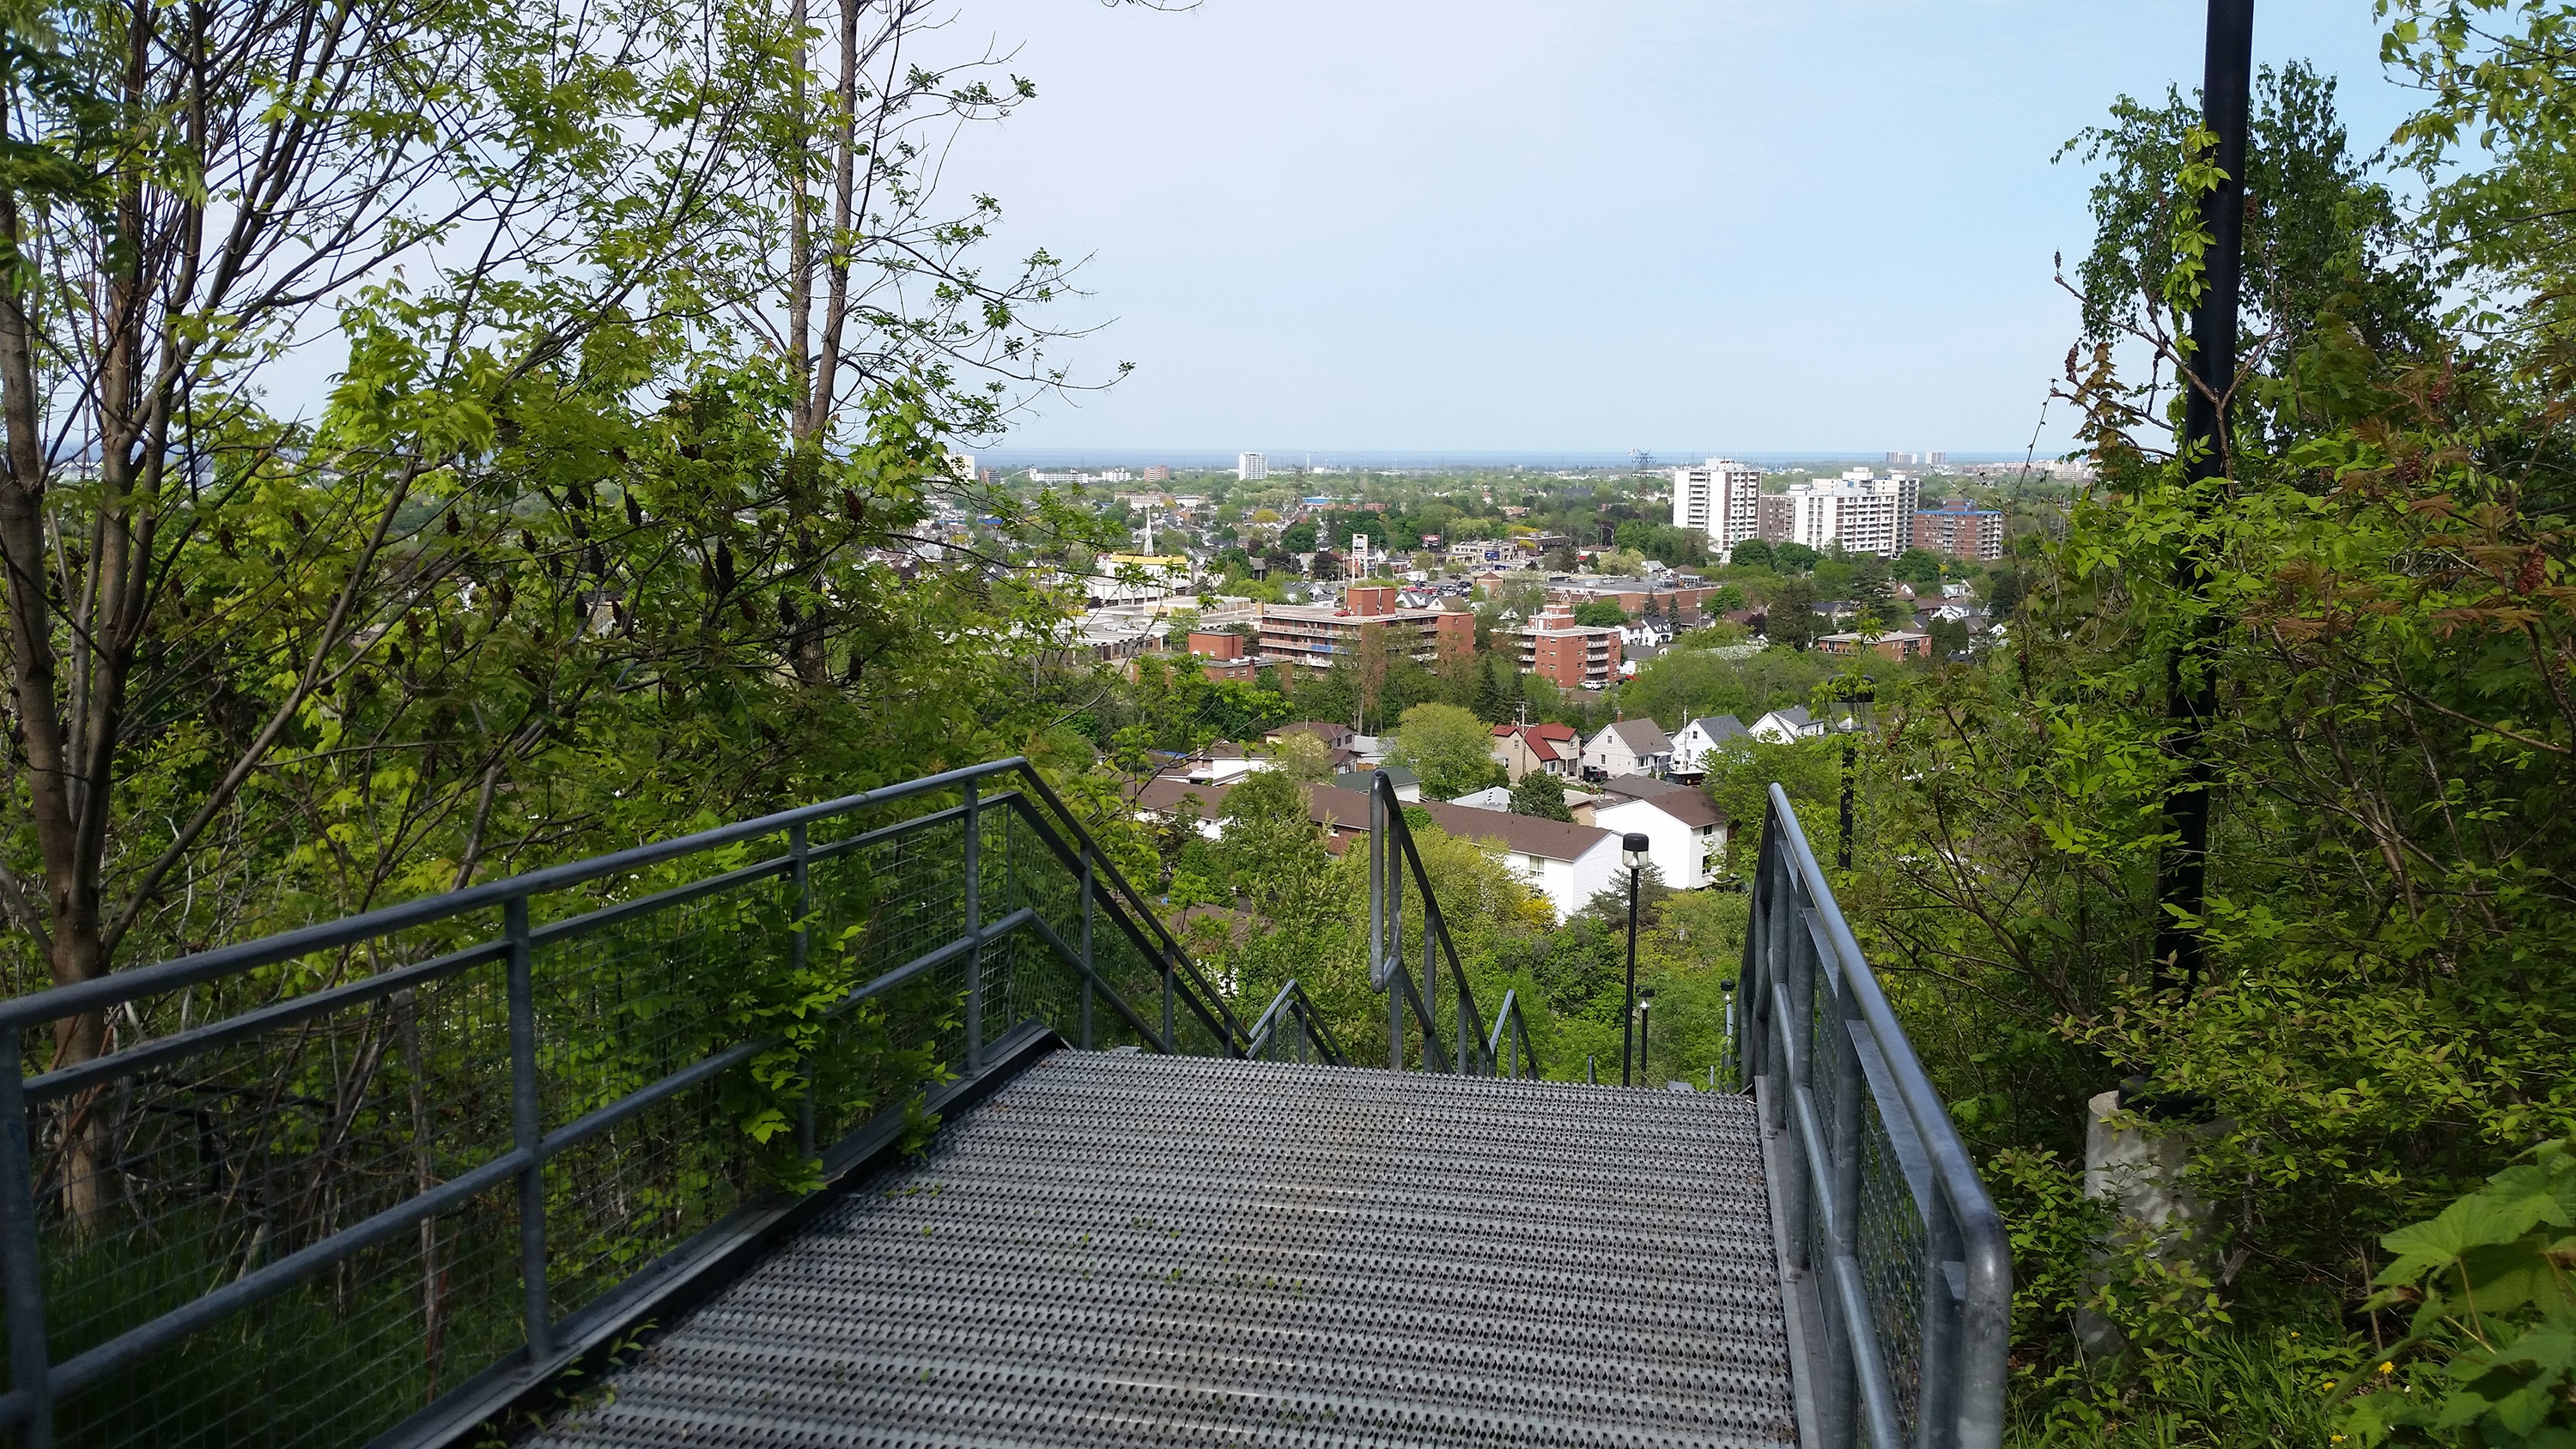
[2154,0,2255,997]
[1622,864,1640,1088]
[1838,735,1856,872]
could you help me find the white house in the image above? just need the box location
[1443,809,1625,921]
[1670,714,1753,776]
[1590,776,1729,889]
[1581,718,1674,780]
[1303,785,1622,922]
[1133,777,1622,923]
[1751,706,1830,743]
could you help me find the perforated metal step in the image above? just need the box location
[527,1050,1794,1447]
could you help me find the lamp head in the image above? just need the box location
[1621,832,1650,870]
[1639,986,1656,1013]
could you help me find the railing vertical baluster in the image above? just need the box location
[1920,1198,1963,1449]
[506,894,551,1359]
[791,822,814,1162]
[1372,784,1397,1070]
[1825,942,1864,1447]
[1161,949,1176,1052]
[0,1051,55,1449]
[1419,885,1437,1071]
[1078,846,1096,1051]
[963,779,983,1076]
[1772,822,1809,1288]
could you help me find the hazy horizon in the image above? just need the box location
[946,1,2410,458]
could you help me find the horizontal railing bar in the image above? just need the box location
[0,758,1039,1030]
[26,940,509,1104]
[1244,981,1302,1053]
[27,802,1001,1100]
[531,798,998,952]
[802,798,988,864]
[526,858,792,949]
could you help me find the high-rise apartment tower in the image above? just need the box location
[1668,458,1762,562]
[1236,452,1268,482]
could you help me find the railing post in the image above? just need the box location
[1161,949,1176,1052]
[1372,785,1399,1070]
[1078,846,1096,1051]
[1921,1195,1964,1449]
[1824,937,1864,1447]
[0,1052,55,1449]
[791,822,814,1162]
[506,894,551,1359]
[963,778,983,1076]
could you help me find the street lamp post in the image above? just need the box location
[1619,831,1649,1087]
[1836,676,1877,872]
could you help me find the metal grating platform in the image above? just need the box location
[526,1050,1795,1447]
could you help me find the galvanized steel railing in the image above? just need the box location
[0,757,1238,1449]
[1742,783,2010,1449]
[1242,980,1347,1067]
[1364,772,1539,1079]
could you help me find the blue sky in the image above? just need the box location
[945,1,2415,458]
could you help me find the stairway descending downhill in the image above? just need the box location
[526,1050,1796,1448]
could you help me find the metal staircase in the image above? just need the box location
[0,760,2007,1449]
[524,1052,1792,1448]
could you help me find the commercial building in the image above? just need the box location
[1911,499,2005,561]
[1142,464,1174,482]
[1669,458,1763,561]
[1757,470,1921,556]
[1236,452,1268,482]
[1255,586,1473,673]
[1517,602,1621,690]
[1083,553,1194,605]
[1183,629,1263,681]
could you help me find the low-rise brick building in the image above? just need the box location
[1518,602,1621,690]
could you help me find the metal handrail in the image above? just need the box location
[1364,771,1539,1079]
[0,757,1234,1449]
[1741,783,2010,1449]
[1242,980,1348,1066]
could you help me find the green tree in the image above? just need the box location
[1893,548,1947,587]
[1727,539,1776,570]
[1473,652,1513,723]
[1572,600,1629,627]
[1387,703,1504,800]
[1765,576,1823,650]
[1773,541,1821,572]
[1509,771,1574,822]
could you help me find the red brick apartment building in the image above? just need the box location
[1256,585,1473,673]
[1911,500,2004,561]
[1518,603,1621,689]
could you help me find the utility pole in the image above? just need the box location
[2154,0,2256,996]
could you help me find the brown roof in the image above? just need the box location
[1132,776,1239,822]
[1304,785,1618,864]
[1592,774,1727,829]
[1269,721,1354,747]
[1137,774,1625,864]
